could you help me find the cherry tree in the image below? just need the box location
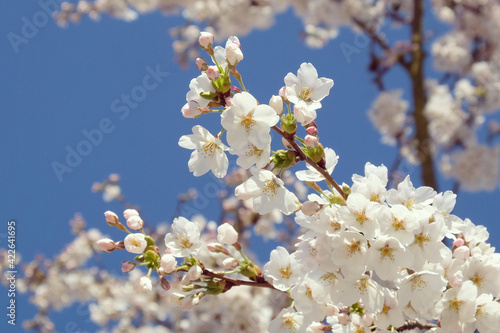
[3,1,500,332]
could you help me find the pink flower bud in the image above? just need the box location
[195,57,208,71]
[453,245,470,260]
[222,258,240,269]
[361,312,374,326]
[226,38,243,66]
[198,32,214,49]
[225,97,233,106]
[269,95,283,115]
[306,126,318,135]
[338,313,349,325]
[206,66,219,80]
[123,209,139,220]
[160,276,171,291]
[96,238,115,252]
[231,86,241,93]
[217,223,239,245]
[181,101,202,119]
[109,174,120,183]
[452,238,465,248]
[121,260,137,273]
[304,135,319,148]
[127,215,144,231]
[279,86,289,103]
[104,211,119,226]
[114,240,125,250]
[301,201,320,216]
[161,253,177,274]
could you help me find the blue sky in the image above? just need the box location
[1,1,499,331]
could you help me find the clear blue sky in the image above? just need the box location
[1,1,499,331]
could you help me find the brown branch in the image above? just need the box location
[201,269,278,291]
[397,320,437,332]
[408,0,438,190]
[272,126,347,202]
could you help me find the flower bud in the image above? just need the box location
[198,32,214,49]
[160,276,171,291]
[96,238,115,252]
[226,37,243,66]
[114,240,125,250]
[104,211,119,226]
[453,245,470,260]
[160,253,178,274]
[123,209,139,220]
[207,242,230,255]
[222,258,240,269]
[195,57,208,71]
[269,95,283,115]
[225,96,233,106]
[306,126,318,135]
[301,201,320,216]
[136,276,152,293]
[304,135,319,148]
[452,238,465,248]
[181,101,203,119]
[121,260,137,273]
[217,223,239,245]
[126,215,144,231]
[206,66,219,80]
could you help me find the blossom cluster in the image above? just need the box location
[54,0,500,191]
[87,34,500,332]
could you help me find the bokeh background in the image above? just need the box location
[1,1,499,331]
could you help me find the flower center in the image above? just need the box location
[379,244,395,261]
[263,178,279,197]
[410,275,428,291]
[415,233,430,248]
[199,141,216,158]
[392,216,406,231]
[177,235,193,249]
[354,210,368,225]
[299,86,313,101]
[240,113,256,133]
[282,314,298,331]
[279,264,292,278]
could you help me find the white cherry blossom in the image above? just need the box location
[221,91,279,149]
[178,125,229,178]
[235,168,300,215]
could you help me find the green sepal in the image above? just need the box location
[304,143,324,163]
[205,279,226,295]
[272,150,297,169]
[281,113,297,134]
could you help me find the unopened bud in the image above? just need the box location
[127,215,144,231]
[207,242,230,255]
[217,223,239,245]
[223,258,240,269]
[198,32,214,49]
[104,211,119,226]
[96,238,115,252]
[160,276,171,291]
[301,201,320,216]
[206,66,219,80]
[230,86,242,93]
[304,135,319,148]
[123,209,139,220]
[306,126,318,135]
[121,260,137,273]
[269,95,283,115]
[114,240,125,250]
[195,57,208,71]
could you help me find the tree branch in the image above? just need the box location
[408,0,438,190]
[272,126,347,202]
